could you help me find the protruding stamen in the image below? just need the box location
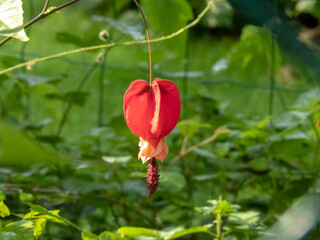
[146,157,160,197]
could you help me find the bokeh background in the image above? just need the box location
[0,0,320,239]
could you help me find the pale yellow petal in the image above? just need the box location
[138,138,168,163]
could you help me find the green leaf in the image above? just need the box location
[19,192,34,202]
[45,91,89,106]
[269,131,311,159]
[62,177,110,194]
[294,0,320,20]
[0,120,56,166]
[177,119,211,138]
[117,227,158,238]
[82,230,99,240]
[5,84,23,111]
[168,226,208,239]
[99,231,124,240]
[0,200,10,218]
[192,174,219,182]
[212,200,236,216]
[213,25,281,81]
[88,127,114,139]
[102,155,131,165]
[196,199,240,217]
[35,135,63,144]
[229,211,260,227]
[294,88,320,110]
[64,91,90,107]
[15,73,61,88]
[0,0,29,41]
[241,129,268,146]
[0,220,33,240]
[33,218,47,240]
[160,172,187,194]
[272,111,309,130]
[25,203,65,225]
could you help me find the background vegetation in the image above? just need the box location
[0,0,320,239]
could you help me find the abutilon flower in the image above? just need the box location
[124,78,181,197]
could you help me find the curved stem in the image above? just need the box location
[0,0,214,76]
[133,0,152,85]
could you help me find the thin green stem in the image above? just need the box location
[133,0,152,85]
[216,213,221,239]
[0,0,214,76]
[98,52,108,127]
[269,32,275,117]
[308,116,320,173]
[216,196,222,239]
[183,31,190,118]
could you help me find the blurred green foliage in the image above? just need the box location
[0,0,320,239]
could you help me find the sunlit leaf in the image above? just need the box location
[102,155,131,164]
[117,227,158,238]
[99,231,124,240]
[0,200,10,218]
[0,220,33,240]
[33,218,47,240]
[168,226,208,239]
[0,0,29,41]
[82,230,99,240]
[25,203,65,224]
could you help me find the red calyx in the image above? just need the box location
[123,78,181,147]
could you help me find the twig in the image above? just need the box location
[0,0,214,75]
[0,0,81,47]
[169,126,230,167]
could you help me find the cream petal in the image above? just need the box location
[138,138,168,163]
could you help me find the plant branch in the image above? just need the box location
[0,0,214,75]
[0,0,81,47]
[168,126,230,168]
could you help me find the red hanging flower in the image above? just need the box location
[124,78,181,197]
[124,78,181,163]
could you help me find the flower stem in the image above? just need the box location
[133,0,152,85]
[216,196,222,239]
